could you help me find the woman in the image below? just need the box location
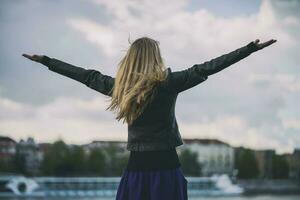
[23,36,276,199]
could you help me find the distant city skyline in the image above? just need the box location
[0,0,299,153]
[1,135,299,180]
[1,134,299,155]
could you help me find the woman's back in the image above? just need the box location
[127,67,187,151]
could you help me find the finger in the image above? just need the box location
[271,39,277,43]
[22,54,33,60]
[22,54,30,58]
[264,39,276,47]
[254,39,260,44]
[260,39,277,49]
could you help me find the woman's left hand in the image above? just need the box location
[253,39,277,51]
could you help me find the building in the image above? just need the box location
[0,136,17,162]
[181,138,235,176]
[284,149,300,179]
[254,149,275,179]
[83,140,128,156]
[17,137,43,175]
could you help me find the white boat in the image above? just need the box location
[0,174,243,197]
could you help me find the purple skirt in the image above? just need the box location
[116,166,188,200]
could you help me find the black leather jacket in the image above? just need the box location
[41,41,258,151]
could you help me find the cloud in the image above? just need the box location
[180,113,295,153]
[281,118,300,130]
[248,73,300,92]
[0,93,297,154]
[67,0,296,62]
[0,96,126,144]
[67,18,116,56]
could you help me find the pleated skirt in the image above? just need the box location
[115,148,188,200]
[116,167,188,200]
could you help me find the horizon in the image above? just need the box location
[1,134,298,155]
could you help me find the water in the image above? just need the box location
[2,195,300,200]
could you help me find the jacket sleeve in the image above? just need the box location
[41,56,114,97]
[169,41,258,93]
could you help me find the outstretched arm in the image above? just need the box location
[22,54,114,97]
[170,39,277,93]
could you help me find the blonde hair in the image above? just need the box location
[106,36,168,125]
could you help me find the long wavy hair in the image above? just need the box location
[106,36,168,125]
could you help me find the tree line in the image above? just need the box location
[0,140,289,178]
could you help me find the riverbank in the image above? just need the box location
[236,179,300,194]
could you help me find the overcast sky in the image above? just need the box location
[0,0,299,153]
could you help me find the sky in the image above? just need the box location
[0,0,299,154]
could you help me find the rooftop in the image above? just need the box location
[0,136,16,143]
[183,138,230,146]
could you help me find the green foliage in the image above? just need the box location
[0,147,27,175]
[179,149,201,176]
[0,158,16,172]
[40,140,129,177]
[88,148,106,176]
[41,140,89,176]
[102,143,129,176]
[13,147,26,174]
[41,140,70,176]
[237,149,259,179]
[272,154,289,179]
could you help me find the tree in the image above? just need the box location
[41,140,71,176]
[66,145,87,176]
[0,158,16,173]
[40,140,129,177]
[102,143,129,176]
[236,149,259,179]
[87,148,106,176]
[272,155,289,179]
[14,148,26,174]
[179,149,202,176]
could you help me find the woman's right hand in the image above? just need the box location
[22,54,44,63]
